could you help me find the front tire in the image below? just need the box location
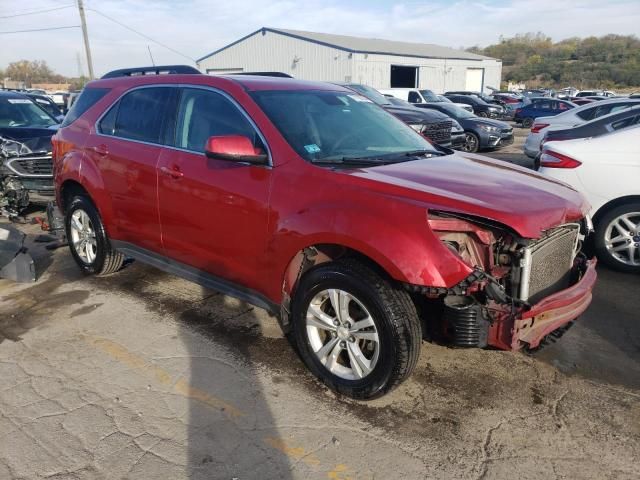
[522,117,534,128]
[291,259,422,399]
[65,195,125,276]
[594,202,640,273]
[462,132,480,153]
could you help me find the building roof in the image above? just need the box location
[197,27,497,63]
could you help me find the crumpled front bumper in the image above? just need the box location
[511,258,597,350]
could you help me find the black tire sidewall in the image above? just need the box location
[522,117,533,128]
[292,265,397,398]
[65,196,109,275]
[594,202,640,273]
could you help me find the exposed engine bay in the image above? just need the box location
[422,211,592,351]
[0,136,54,218]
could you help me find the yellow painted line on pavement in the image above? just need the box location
[83,334,356,477]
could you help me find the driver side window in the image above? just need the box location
[174,88,263,153]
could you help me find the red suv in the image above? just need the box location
[52,66,597,399]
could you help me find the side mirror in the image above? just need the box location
[204,135,268,165]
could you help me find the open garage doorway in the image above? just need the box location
[390,65,418,87]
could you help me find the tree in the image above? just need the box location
[4,60,65,86]
[468,33,640,88]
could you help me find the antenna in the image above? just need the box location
[147,45,155,66]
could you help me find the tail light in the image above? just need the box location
[531,123,549,133]
[539,149,582,168]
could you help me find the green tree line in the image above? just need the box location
[468,33,640,89]
[1,60,88,90]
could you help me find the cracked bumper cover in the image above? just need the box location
[511,258,597,350]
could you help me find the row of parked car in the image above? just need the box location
[518,96,640,272]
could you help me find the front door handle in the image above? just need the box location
[160,165,184,179]
[90,144,108,156]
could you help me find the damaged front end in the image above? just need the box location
[0,136,54,218]
[415,211,597,351]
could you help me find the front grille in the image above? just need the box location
[423,121,452,144]
[6,155,53,177]
[519,224,580,303]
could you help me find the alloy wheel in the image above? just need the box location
[605,212,640,266]
[305,289,380,380]
[70,209,98,264]
[462,133,478,152]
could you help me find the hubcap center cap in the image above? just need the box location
[337,326,349,340]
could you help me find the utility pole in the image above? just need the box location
[77,0,95,79]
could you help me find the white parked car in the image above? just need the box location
[523,98,640,158]
[538,126,640,272]
[380,88,474,112]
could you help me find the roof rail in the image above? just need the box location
[229,72,293,78]
[101,65,201,79]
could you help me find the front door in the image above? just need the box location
[157,87,272,292]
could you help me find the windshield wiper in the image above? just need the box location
[312,149,445,166]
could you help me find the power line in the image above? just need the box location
[0,5,75,19]
[86,7,196,63]
[0,25,80,35]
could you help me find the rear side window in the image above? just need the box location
[99,87,174,144]
[61,87,109,127]
[576,105,598,121]
[408,91,422,103]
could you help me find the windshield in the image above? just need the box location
[0,96,58,127]
[419,90,440,102]
[251,90,438,163]
[346,84,391,106]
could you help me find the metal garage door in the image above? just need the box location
[465,68,484,91]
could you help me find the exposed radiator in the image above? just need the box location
[519,224,580,303]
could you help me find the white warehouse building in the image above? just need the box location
[197,28,502,93]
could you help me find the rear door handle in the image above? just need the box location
[90,144,108,156]
[160,165,184,179]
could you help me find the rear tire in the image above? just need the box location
[65,195,125,276]
[291,259,422,399]
[522,117,534,128]
[594,202,640,273]
[477,111,488,118]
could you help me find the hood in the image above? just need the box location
[384,105,450,123]
[0,126,57,154]
[346,152,588,239]
[467,118,510,129]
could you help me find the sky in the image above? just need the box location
[1,0,639,77]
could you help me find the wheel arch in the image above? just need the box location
[592,195,640,227]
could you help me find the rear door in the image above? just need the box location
[157,86,272,290]
[93,86,177,252]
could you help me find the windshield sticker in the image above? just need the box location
[348,94,373,103]
[304,144,321,154]
[8,99,32,104]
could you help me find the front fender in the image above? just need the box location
[265,199,472,301]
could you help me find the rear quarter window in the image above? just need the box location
[61,87,110,127]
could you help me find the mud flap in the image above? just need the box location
[0,223,36,282]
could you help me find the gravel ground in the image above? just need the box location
[1,128,639,479]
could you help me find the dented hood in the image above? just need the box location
[348,152,588,238]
